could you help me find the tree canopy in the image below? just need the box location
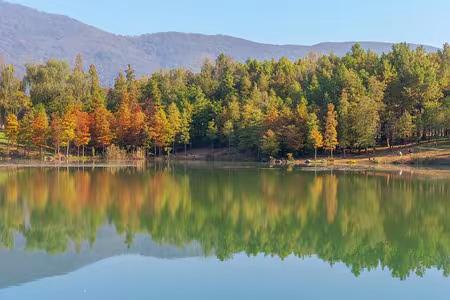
[1,43,449,158]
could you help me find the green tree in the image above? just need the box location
[207,119,218,151]
[261,129,280,158]
[18,110,34,154]
[223,120,234,152]
[0,65,30,123]
[167,102,182,153]
[180,101,193,156]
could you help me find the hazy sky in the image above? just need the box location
[7,0,450,47]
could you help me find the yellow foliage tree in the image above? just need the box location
[323,103,338,158]
[61,107,77,156]
[31,106,49,157]
[148,105,169,155]
[308,112,323,161]
[5,113,19,150]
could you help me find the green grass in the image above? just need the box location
[0,131,7,143]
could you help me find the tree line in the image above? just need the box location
[0,42,449,159]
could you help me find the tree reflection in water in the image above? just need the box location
[0,165,449,279]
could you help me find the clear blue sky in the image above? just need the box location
[7,0,450,47]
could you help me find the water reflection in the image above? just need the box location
[0,165,449,280]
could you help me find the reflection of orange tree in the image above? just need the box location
[0,167,449,279]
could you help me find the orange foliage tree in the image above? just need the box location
[90,104,112,153]
[74,109,91,157]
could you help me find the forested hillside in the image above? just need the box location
[0,43,449,159]
[0,0,439,84]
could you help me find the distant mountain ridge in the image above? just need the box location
[0,0,440,84]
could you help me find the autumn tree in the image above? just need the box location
[31,105,49,157]
[5,113,19,150]
[74,110,91,157]
[90,105,112,153]
[115,91,132,147]
[61,107,77,156]
[307,112,323,161]
[323,103,338,157]
[148,104,169,155]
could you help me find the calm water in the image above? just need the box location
[0,164,449,299]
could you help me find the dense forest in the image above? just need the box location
[0,43,449,159]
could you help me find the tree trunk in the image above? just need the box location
[314,148,317,161]
[66,141,70,158]
[82,145,85,158]
[184,143,187,157]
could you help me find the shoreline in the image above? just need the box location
[1,140,450,177]
[1,157,450,176]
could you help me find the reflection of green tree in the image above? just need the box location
[0,167,449,279]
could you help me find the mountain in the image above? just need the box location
[0,0,440,84]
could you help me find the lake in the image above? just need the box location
[0,164,449,299]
